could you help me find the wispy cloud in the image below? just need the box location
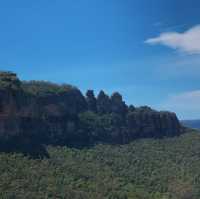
[159,90,200,119]
[145,25,200,54]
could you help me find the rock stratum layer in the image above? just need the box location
[0,72,181,155]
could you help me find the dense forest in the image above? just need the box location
[0,130,200,199]
[0,71,181,156]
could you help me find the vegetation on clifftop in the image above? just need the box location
[0,71,21,90]
[22,81,76,96]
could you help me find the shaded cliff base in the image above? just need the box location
[0,127,188,159]
[0,137,49,158]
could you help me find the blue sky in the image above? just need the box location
[0,0,200,119]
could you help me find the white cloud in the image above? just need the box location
[145,25,200,54]
[159,90,200,119]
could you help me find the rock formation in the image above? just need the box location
[0,71,182,155]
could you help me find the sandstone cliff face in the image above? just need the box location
[127,109,181,139]
[0,82,86,144]
[0,72,182,153]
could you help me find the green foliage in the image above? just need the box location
[21,80,76,96]
[0,71,21,90]
[78,111,112,143]
[0,130,200,198]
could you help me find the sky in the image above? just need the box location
[0,0,200,119]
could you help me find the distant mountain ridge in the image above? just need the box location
[181,120,200,129]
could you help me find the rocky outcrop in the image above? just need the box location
[0,72,182,155]
[127,107,181,139]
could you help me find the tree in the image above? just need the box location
[168,179,198,199]
[78,111,112,143]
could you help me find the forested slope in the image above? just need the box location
[0,130,199,199]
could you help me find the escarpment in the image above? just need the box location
[0,71,182,153]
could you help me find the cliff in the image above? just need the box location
[0,72,182,156]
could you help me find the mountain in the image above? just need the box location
[0,71,199,198]
[0,71,182,156]
[181,120,200,129]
